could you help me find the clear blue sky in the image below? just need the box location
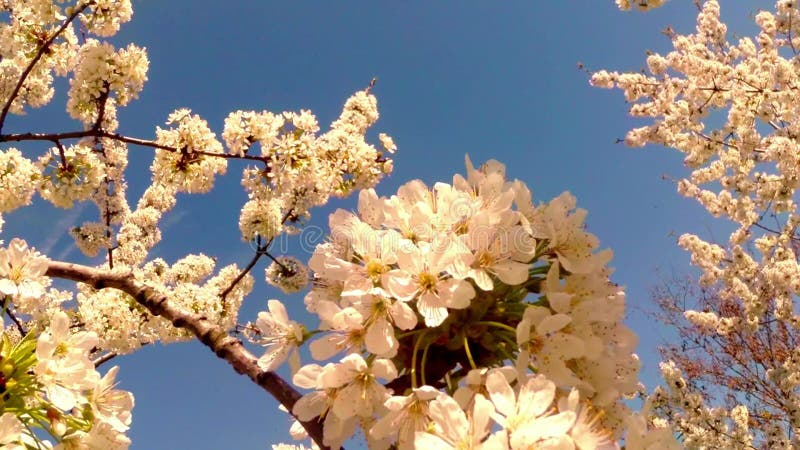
[3,1,760,448]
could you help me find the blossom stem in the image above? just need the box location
[475,320,517,334]
[410,330,428,389]
[420,340,433,386]
[463,334,477,370]
[397,328,428,340]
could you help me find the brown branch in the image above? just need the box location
[46,260,331,450]
[3,303,27,337]
[219,242,266,301]
[0,130,269,163]
[0,2,93,133]
[92,351,118,368]
[219,208,295,301]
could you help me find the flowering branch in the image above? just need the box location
[45,260,330,450]
[0,130,270,164]
[0,2,93,133]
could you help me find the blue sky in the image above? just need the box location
[2,1,764,448]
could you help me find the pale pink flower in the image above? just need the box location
[370,385,438,449]
[0,413,24,450]
[414,393,504,450]
[89,366,134,433]
[486,371,576,449]
[255,299,304,373]
[386,241,475,327]
[318,354,397,420]
[0,238,49,301]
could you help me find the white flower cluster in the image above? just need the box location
[0,148,38,213]
[78,254,253,354]
[233,90,395,242]
[67,39,148,127]
[247,157,678,448]
[0,309,134,448]
[649,361,757,449]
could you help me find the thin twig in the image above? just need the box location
[92,351,118,368]
[0,2,93,133]
[5,308,27,337]
[0,130,270,163]
[219,242,267,301]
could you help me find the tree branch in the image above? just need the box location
[0,2,93,133]
[46,260,330,450]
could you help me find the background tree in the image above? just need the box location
[597,0,800,448]
[651,272,796,447]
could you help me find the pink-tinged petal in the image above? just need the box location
[545,333,585,360]
[446,250,472,280]
[0,413,23,445]
[536,314,572,336]
[548,292,572,314]
[51,311,73,341]
[292,364,323,389]
[522,305,551,328]
[508,226,537,263]
[310,335,343,361]
[486,371,515,419]
[510,412,576,448]
[358,189,383,227]
[470,394,494,442]
[257,346,289,372]
[293,392,326,421]
[491,189,515,214]
[390,300,418,330]
[518,375,556,418]
[339,353,367,373]
[371,359,398,381]
[536,434,577,450]
[446,279,475,309]
[365,316,396,357]
[429,394,469,444]
[516,319,531,346]
[469,269,494,291]
[47,384,78,411]
[0,279,16,296]
[491,260,529,286]
[267,299,289,323]
[414,432,453,450]
[322,413,357,450]
[483,430,510,450]
[396,244,423,273]
[332,384,362,419]
[318,363,353,390]
[288,348,301,375]
[386,270,417,302]
[418,292,448,327]
[379,230,401,265]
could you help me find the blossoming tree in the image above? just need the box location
[0,0,739,449]
[596,0,800,448]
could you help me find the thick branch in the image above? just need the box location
[46,260,329,449]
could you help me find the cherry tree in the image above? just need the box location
[595,0,800,448]
[0,1,688,449]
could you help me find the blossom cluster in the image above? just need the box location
[244,157,676,448]
[0,242,134,448]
